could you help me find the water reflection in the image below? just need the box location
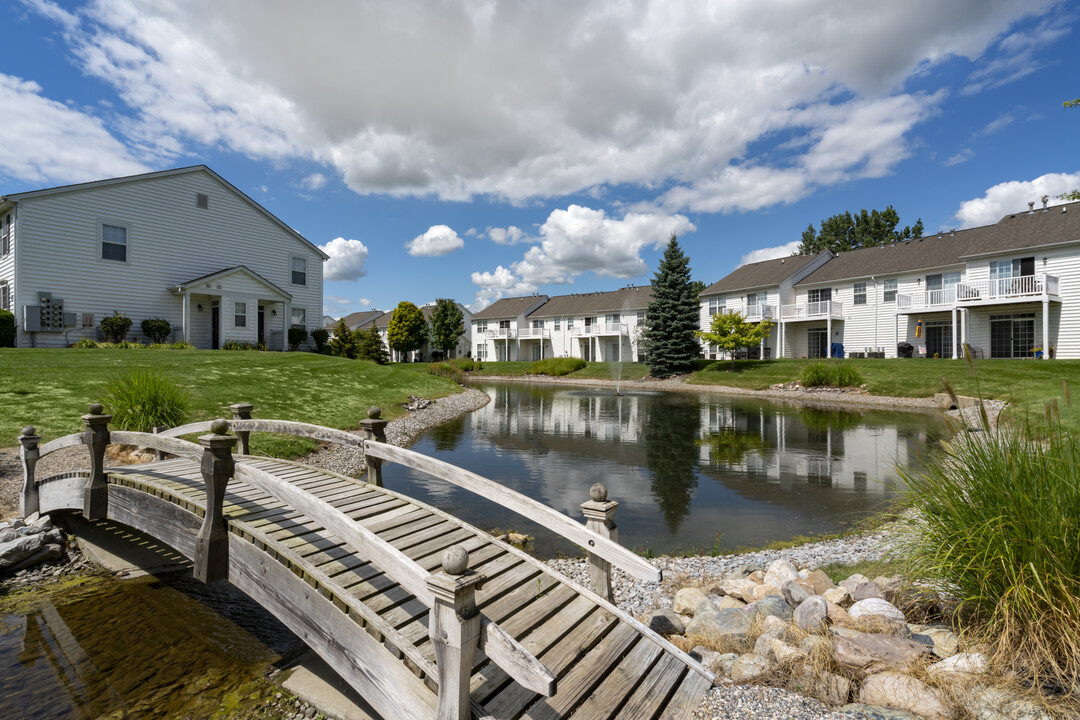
[387,383,945,556]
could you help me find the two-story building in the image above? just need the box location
[0,166,326,349]
[525,286,653,362]
[471,295,550,361]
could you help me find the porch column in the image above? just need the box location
[826,316,833,358]
[181,291,191,343]
[951,307,958,359]
[961,309,968,349]
[1043,299,1050,359]
[282,301,290,351]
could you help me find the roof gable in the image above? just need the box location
[472,295,550,320]
[527,286,653,317]
[701,252,826,295]
[173,265,292,300]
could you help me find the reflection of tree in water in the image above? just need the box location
[800,407,866,432]
[696,428,767,468]
[642,395,700,533]
[430,417,467,452]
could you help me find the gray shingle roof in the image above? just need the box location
[797,201,1080,285]
[342,310,384,329]
[527,286,653,318]
[701,253,826,295]
[472,295,549,320]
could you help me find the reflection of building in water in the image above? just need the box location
[472,385,645,445]
[697,401,931,492]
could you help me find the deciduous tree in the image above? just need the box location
[696,311,774,370]
[798,206,923,255]
[644,234,701,378]
[386,301,428,360]
[429,298,465,357]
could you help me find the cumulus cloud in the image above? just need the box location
[954,172,1080,228]
[0,72,149,184]
[406,225,465,257]
[319,237,370,281]
[23,0,1059,208]
[486,226,532,245]
[739,241,802,267]
[300,172,327,190]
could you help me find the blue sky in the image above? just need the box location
[2,0,1078,317]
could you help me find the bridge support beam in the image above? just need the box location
[230,402,254,455]
[427,546,485,720]
[18,426,41,517]
[82,404,112,520]
[581,483,619,603]
[195,419,238,583]
[360,406,388,487]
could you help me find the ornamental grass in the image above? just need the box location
[101,367,192,432]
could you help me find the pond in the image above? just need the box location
[383,383,948,557]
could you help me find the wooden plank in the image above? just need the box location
[109,431,202,462]
[105,484,201,559]
[615,655,687,720]
[38,432,86,457]
[231,419,364,447]
[226,536,436,720]
[37,474,88,514]
[157,420,214,437]
[568,637,663,719]
[656,667,713,720]
[364,509,436,535]
[479,619,556,698]
[365,441,661,582]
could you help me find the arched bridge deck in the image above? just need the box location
[17,405,713,720]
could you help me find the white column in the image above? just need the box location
[181,291,191,344]
[951,306,958,359]
[282,301,290,351]
[827,316,833,358]
[1043,299,1050,359]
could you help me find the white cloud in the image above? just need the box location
[319,237,370,281]
[961,15,1070,95]
[0,72,149,184]
[739,241,801,267]
[300,172,327,190]
[325,296,353,305]
[406,225,465,257]
[944,149,974,166]
[486,226,532,245]
[954,172,1080,228]
[24,0,1058,209]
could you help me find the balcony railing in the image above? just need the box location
[957,274,1058,302]
[518,328,551,339]
[486,328,515,339]
[780,300,844,319]
[571,323,627,336]
[896,288,957,310]
[745,304,776,320]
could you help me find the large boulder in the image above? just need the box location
[647,609,686,636]
[839,573,871,594]
[751,595,794,621]
[807,568,836,594]
[823,587,852,605]
[782,579,812,608]
[788,663,851,706]
[714,595,746,611]
[685,606,752,642]
[961,686,1053,720]
[838,702,921,719]
[674,587,708,615]
[744,583,783,603]
[859,671,948,720]
[794,596,830,634]
[848,598,906,623]
[0,534,46,569]
[906,624,959,659]
[826,601,851,625]
[852,581,885,601]
[730,653,771,682]
[928,652,988,676]
[764,558,800,587]
[720,577,758,599]
[832,633,931,674]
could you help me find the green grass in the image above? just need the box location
[1,349,461,456]
[526,357,586,376]
[464,360,653,381]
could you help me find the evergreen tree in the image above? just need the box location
[797,206,923,255]
[644,234,701,378]
[429,298,465,357]
[328,318,360,359]
[386,301,428,360]
[357,327,390,364]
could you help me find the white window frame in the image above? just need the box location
[853,282,867,306]
[883,278,898,303]
[636,310,646,326]
[554,318,561,330]
[234,301,247,328]
[290,306,307,328]
[476,320,488,334]
[100,221,129,263]
[475,344,488,359]
[567,317,575,330]
[290,256,307,286]
[708,298,725,316]
[1,215,11,256]
[1,283,9,311]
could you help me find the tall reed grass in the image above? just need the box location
[527,357,586,376]
[101,367,192,432]
[799,361,864,388]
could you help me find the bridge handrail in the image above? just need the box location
[363,441,662,583]
[109,431,203,462]
[232,461,556,697]
[157,419,364,448]
[37,432,85,457]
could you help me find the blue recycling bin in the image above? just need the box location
[830,342,844,358]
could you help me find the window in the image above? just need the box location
[808,288,831,303]
[1,285,8,311]
[196,193,209,209]
[708,298,725,315]
[554,318,561,330]
[290,307,306,328]
[476,344,488,359]
[291,257,307,285]
[476,320,487,334]
[532,319,544,329]
[499,319,511,329]
[853,282,867,305]
[234,301,247,327]
[636,310,645,326]
[1,215,11,256]
[883,278,897,303]
[101,224,127,262]
[567,317,574,330]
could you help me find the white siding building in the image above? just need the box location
[525,286,652,362]
[0,166,326,350]
[471,295,550,361]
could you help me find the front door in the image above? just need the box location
[211,303,220,349]
[257,306,265,345]
[807,327,827,359]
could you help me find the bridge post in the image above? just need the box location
[229,403,254,455]
[580,483,619,603]
[18,426,41,517]
[360,406,388,487]
[82,404,112,520]
[427,546,485,720]
[153,426,167,461]
[195,419,238,583]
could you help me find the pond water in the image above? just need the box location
[384,383,948,557]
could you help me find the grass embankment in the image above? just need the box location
[0,349,461,456]
[467,359,654,381]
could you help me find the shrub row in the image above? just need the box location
[74,338,196,350]
[798,360,863,388]
[527,357,587,376]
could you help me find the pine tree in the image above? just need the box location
[357,327,390,364]
[644,234,701,378]
[327,318,360,359]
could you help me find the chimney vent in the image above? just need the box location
[1028,202,1035,214]
[1042,195,1049,211]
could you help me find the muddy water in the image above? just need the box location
[0,572,305,719]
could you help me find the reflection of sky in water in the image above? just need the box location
[384,384,947,557]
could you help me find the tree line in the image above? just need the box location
[328,298,465,363]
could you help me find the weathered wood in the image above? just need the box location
[364,441,661,583]
[37,432,85,457]
[479,618,556,697]
[106,483,202,558]
[231,419,364,447]
[36,472,89,514]
[152,426,168,461]
[657,667,714,720]
[360,406,388,487]
[428,548,485,720]
[157,420,215,438]
[230,403,254,455]
[570,635,663,719]
[618,655,687,719]
[82,404,112,520]
[18,427,41,517]
[233,461,435,606]
[228,535,438,720]
[580,483,619,603]
[194,421,238,583]
[109,431,203,462]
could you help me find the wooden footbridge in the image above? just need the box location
[17,404,714,720]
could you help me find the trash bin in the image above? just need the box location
[830,342,844,358]
[897,342,913,358]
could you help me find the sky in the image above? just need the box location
[2,0,1078,317]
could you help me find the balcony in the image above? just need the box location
[517,328,551,339]
[571,323,627,336]
[780,300,844,320]
[486,328,515,339]
[745,304,776,321]
[896,288,957,312]
[956,274,1059,304]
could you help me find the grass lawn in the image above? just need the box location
[464,360,653,381]
[0,349,461,456]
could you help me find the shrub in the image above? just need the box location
[895,381,1080,691]
[288,327,308,351]
[799,361,863,388]
[357,327,389,364]
[101,367,191,432]
[426,361,465,384]
[222,340,264,351]
[99,311,133,343]
[527,357,587,376]
[310,327,329,353]
[140,317,172,343]
[0,309,14,348]
[451,358,481,371]
[74,337,99,348]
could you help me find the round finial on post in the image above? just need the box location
[88,403,104,416]
[367,406,382,420]
[21,426,36,437]
[210,418,230,435]
[589,483,608,502]
[442,546,469,575]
